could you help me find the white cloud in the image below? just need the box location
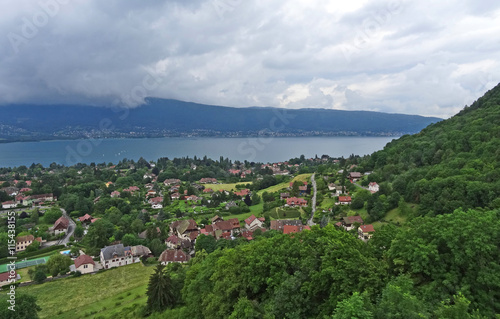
[0,0,499,118]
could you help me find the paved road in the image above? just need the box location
[307,173,317,226]
[58,208,76,246]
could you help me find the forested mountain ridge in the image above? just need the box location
[363,82,500,216]
[0,98,441,142]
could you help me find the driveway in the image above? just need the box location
[58,208,76,246]
[307,173,317,226]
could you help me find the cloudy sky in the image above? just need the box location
[1,0,499,118]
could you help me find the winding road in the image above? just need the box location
[307,173,317,226]
[58,208,76,246]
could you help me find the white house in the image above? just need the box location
[74,254,95,274]
[1,201,17,209]
[244,215,265,231]
[100,244,134,269]
[368,182,379,193]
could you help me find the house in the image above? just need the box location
[280,193,290,200]
[342,216,364,231]
[244,215,265,231]
[171,193,181,200]
[149,196,163,205]
[51,216,69,235]
[146,190,157,197]
[185,195,201,201]
[212,218,240,236]
[203,188,214,193]
[159,249,190,265]
[164,179,181,186]
[358,224,375,240]
[337,196,352,205]
[0,271,19,287]
[349,172,362,181]
[78,214,94,225]
[211,215,224,224]
[19,188,32,193]
[283,225,310,235]
[111,191,121,198]
[100,244,134,269]
[123,186,140,193]
[130,245,152,258]
[286,197,308,207]
[200,178,217,184]
[30,193,55,203]
[143,173,153,179]
[166,235,180,249]
[1,201,16,209]
[16,234,37,252]
[299,185,308,195]
[74,254,95,274]
[170,219,198,239]
[328,183,336,191]
[234,189,250,197]
[270,220,304,232]
[368,182,379,193]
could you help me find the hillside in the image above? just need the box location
[363,82,500,216]
[0,98,441,142]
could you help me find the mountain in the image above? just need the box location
[362,82,500,216]
[0,98,441,142]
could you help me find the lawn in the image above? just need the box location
[9,263,154,319]
[203,182,252,191]
[224,202,264,222]
[384,208,408,224]
[270,208,301,219]
[320,198,336,209]
[256,174,312,196]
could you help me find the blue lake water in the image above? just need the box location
[0,136,397,167]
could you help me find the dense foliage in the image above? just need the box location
[363,83,500,216]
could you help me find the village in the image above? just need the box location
[0,156,384,288]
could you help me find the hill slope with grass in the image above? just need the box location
[363,83,500,216]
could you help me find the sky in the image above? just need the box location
[1,0,500,118]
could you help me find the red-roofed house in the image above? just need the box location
[358,224,375,240]
[1,201,16,209]
[203,188,213,193]
[286,197,308,207]
[200,178,217,184]
[337,196,352,205]
[111,191,121,198]
[234,189,250,197]
[74,254,95,274]
[159,249,190,265]
[342,216,364,231]
[0,271,18,287]
[78,214,93,225]
[244,215,265,231]
[283,225,310,235]
[52,216,69,235]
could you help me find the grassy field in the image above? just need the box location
[8,263,154,319]
[257,174,312,196]
[384,208,408,224]
[320,198,336,209]
[203,182,252,191]
[270,208,301,219]
[224,202,264,222]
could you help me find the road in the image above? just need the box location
[58,208,76,246]
[307,173,317,226]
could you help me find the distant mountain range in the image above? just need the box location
[0,98,442,142]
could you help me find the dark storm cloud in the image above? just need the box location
[0,0,499,117]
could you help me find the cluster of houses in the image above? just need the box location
[1,193,56,209]
[335,215,375,241]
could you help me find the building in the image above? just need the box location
[0,271,19,287]
[1,201,16,209]
[78,214,93,225]
[349,172,362,181]
[358,224,375,240]
[158,249,190,265]
[16,234,36,252]
[270,220,304,232]
[283,225,310,235]
[337,196,352,205]
[170,219,199,239]
[368,182,379,193]
[52,216,69,235]
[74,254,95,274]
[199,178,217,184]
[286,197,308,207]
[341,216,364,231]
[244,215,265,231]
[110,191,121,198]
[100,244,134,269]
[163,179,181,186]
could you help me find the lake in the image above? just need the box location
[0,136,397,167]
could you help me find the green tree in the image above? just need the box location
[74,224,84,239]
[43,208,62,224]
[149,238,166,257]
[0,294,41,319]
[331,292,373,319]
[33,269,47,284]
[251,193,261,206]
[46,254,72,277]
[195,235,217,254]
[146,264,176,313]
[25,240,40,253]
